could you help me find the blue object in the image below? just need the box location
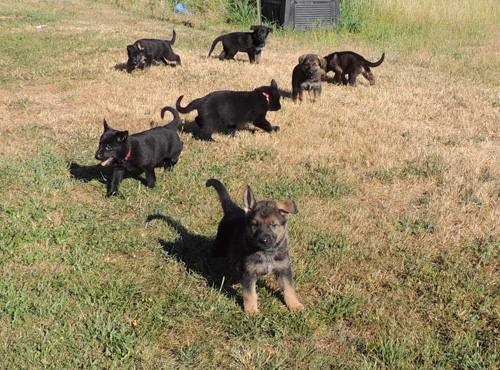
[173,3,190,14]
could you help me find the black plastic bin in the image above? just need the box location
[262,0,339,30]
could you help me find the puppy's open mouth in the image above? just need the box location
[100,157,114,166]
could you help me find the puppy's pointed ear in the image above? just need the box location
[137,41,144,51]
[116,130,129,143]
[250,25,258,31]
[244,186,257,213]
[270,79,278,89]
[103,119,110,132]
[319,56,327,70]
[298,54,307,64]
[274,200,298,215]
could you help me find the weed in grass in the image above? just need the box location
[398,216,436,235]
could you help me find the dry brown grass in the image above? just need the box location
[2,0,500,367]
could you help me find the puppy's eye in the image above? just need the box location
[252,221,260,228]
[105,145,112,151]
[270,222,278,229]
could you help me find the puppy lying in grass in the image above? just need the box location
[95,107,183,196]
[175,79,281,141]
[206,178,303,315]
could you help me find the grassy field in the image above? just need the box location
[1,0,500,368]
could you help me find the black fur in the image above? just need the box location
[206,179,303,314]
[207,25,273,64]
[126,30,181,73]
[94,107,183,196]
[323,51,385,85]
[175,79,281,141]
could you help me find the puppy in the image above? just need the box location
[323,51,385,85]
[206,179,303,315]
[207,25,272,64]
[126,29,181,73]
[292,54,326,103]
[175,79,281,141]
[95,107,183,196]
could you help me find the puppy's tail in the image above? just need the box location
[176,95,199,114]
[167,29,176,45]
[160,106,181,130]
[364,52,385,68]
[207,36,223,57]
[206,179,240,215]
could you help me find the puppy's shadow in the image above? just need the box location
[114,62,128,71]
[69,162,112,184]
[69,162,167,190]
[148,214,239,296]
[278,88,292,99]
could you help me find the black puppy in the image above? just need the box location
[292,54,326,103]
[323,51,385,85]
[175,79,281,141]
[206,178,303,314]
[126,29,181,73]
[95,107,183,196]
[207,25,272,64]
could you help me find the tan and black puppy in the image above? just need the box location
[292,54,326,103]
[323,51,385,86]
[206,179,303,315]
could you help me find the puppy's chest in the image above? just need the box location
[244,251,288,276]
[300,79,321,89]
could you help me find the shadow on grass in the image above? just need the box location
[148,214,241,302]
[69,162,175,193]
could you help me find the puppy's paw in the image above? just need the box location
[245,307,260,315]
[272,126,280,132]
[287,301,304,311]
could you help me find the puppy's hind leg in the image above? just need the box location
[362,67,376,85]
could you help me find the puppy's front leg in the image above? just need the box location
[275,266,304,311]
[253,116,279,132]
[241,273,259,314]
[108,167,125,196]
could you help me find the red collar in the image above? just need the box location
[262,91,270,105]
[124,146,132,161]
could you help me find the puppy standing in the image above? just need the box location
[323,51,385,85]
[292,54,326,103]
[207,25,273,64]
[206,179,303,315]
[175,79,281,141]
[95,107,183,196]
[126,29,181,73]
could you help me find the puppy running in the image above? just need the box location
[126,29,181,73]
[323,51,385,85]
[176,79,281,141]
[206,179,303,315]
[95,107,183,196]
[207,25,273,64]
[292,54,326,103]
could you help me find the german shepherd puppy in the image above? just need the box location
[207,25,273,64]
[175,79,281,141]
[94,107,183,196]
[323,51,385,86]
[206,178,303,315]
[126,29,181,73]
[292,54,326,103]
